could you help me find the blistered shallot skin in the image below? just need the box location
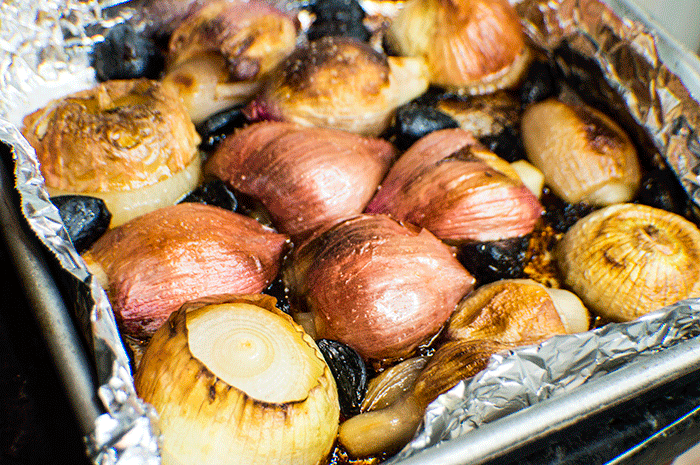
[82,203,288,339]
[205,121,397,240]
[286,214,475,360]
[365,128,543,243]
[245,36,429,136]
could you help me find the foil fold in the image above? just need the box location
[1,0,700,464]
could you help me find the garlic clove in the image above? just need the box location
[286,214,475,361]
[521,98,642,205]
[205,121,397,240]
[244,36,429,136]
[21,79,202,227]
[510,159,545,198]
[134,294,339,465]
[365,128,543,242]
[387,0,531,95]
[445,279,588,342]
[361,356,428,412]
[557,203,700,322]
[82,203,288,339]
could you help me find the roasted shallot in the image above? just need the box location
[135,294,339,465]
[162,0,299,124]
[285,214,475,360]
[205,121,396,239]
[521,98,642,206]
[82,203,288,338]
[365,128,543,243]
[387,0,531,95]
[244,36,429,136]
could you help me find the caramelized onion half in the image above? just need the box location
[21,79,201,226]
[245,36,429,136]
[135,294,339,465]
[205,121,397,240]
[82,203,288,338]
[365,128,543,242]
[557,203,700,321]
[387,0,531,94]
[286,214,475,360]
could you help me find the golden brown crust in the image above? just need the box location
[21,79,200,192]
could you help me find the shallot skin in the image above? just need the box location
[82,203,288,338]
[205,121,397,240]
[365,128,543,243]
[287,214,475,361]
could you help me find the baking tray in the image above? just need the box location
[2,0,700,464]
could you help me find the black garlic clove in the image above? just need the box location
[540,190,595,234]
[316,339,368,419]
[458,236,530,285]
[180,179,238,212]
[308,0,370,42]
[263,277,292,315]
[391,104,460,151]
[51,195,111,253]
[479,125,525,163]
[196,106,248,152]
[636,168,689,217]
[92,23,164,82]
[518,60,557,105]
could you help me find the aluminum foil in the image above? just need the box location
[0,0,699,464]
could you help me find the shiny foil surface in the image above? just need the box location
[0,0,699,464]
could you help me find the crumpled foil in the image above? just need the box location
[0,0,699,464]
[0,1,160,464]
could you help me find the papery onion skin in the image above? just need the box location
[557,203,700,321]
[521,98,641,205]
[244,36,429,136]
[134,294,339,465]
[286,214,475,361]
[82,203,288,339]
[387,0,531,94]
[205,121,397,240]
[365,128,543,243]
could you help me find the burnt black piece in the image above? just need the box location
[391,104,460,151]
[50,196,111,254]
[458,236,530,285]
[636,168,689,217]
[316,339,368,419]
[180,179,238,212]
[262,277,291,315]
[307,0,370,42]
[479,126,526,162]
[91,23,164,82]
[196,106,248,152]
[540,190,595,234]
[518,60,557,105]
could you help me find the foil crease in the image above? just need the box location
[0,0,699,465]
